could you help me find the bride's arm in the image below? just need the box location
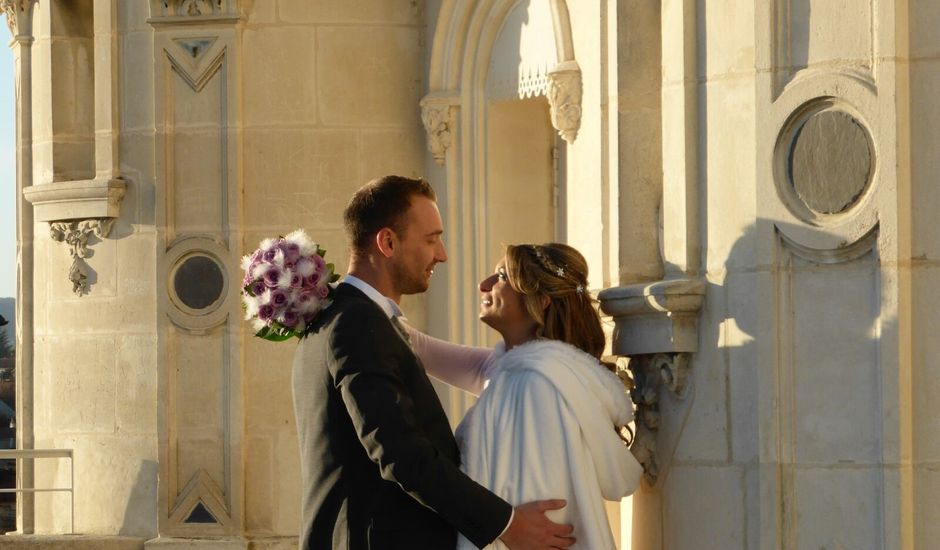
[402,323,495,396]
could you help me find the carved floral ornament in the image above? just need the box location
[626,353,692,485]
[1,0,34,38]
[50,219,115,296]
[419,61,583,164]
[547,60,583,144]
[149,0,238,24]
[419,94,458,165]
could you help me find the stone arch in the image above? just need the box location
[420,0,581,357]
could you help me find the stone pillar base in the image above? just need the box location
[0,534,145,549]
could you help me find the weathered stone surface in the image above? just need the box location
[0,535,144,549]
[790,110,871,214]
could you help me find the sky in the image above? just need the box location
[1,46,14,299]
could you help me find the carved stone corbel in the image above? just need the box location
[49,219,115,296]
[24,178,126,296]
[627,352,693,484]
[547,60,582,144]
[599,278,705,485]
[419,93,459,165]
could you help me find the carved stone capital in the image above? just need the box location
[420,93,459,165]
[628,352,693,485]
[547,61,583,144]
[49,219,115,296]
[1,0,35,38]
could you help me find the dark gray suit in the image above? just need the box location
[292,283,512,549]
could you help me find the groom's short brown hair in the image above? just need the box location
[344,175,437,255]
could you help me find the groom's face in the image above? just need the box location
[389,196,447,295]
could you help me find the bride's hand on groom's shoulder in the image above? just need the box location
[500,499,575,550]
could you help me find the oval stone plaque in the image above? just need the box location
[173,254,225,310]
[789,110,872,214]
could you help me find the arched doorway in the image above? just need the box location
[421,0,582,350]
[478,0,561,345]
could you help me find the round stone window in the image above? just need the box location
[788,110,872,214]
[172,254,225,311]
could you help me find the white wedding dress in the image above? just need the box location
[407,329,643,550]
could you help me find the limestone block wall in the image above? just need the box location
[637,0,928,549]
[629,0,757,548]
[239,0,427,541]
[31,0,159,538]
[25,0,428,544]
[908,3,940,546]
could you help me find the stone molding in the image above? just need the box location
[598,277,705,356]
[599,278,704,484]
[24,178,126,222]
[0,0,34,38]
[547,60,582,144]
[49,219,115,296]
[419,93,458,165]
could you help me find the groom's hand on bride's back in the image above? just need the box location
[499,499,575,549]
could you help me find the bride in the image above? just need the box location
[406,243,643,549]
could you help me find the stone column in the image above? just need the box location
[3,0,37,535]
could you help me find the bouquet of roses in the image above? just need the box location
[241,229,339,341]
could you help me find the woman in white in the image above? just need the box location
[406,243,643,550]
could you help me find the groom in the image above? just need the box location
[293,175,574,549]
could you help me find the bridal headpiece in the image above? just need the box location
[527,244,587,296]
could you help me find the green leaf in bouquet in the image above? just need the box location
[317,248,327,258]
[263,330,295,342]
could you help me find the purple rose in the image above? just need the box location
[312,254,326,271]
[304,272,321,288]
[250,280,266,296]
[285,242,301,262]
[258,304,275,321]
[262,247,278,262]
[263,268,281,288]
[281,309,300,327]
[316,285,330,299]
[271,289,289,308]
[290,273,303,288]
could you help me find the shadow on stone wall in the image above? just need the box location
[118,459,158,538]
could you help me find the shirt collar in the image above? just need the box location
[341,274,404,319]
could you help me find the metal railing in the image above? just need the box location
[0,449,73,534]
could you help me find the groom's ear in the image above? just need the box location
[375,227,396,258]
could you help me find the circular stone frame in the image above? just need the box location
[165,237,232,332]
[773,97,877,227]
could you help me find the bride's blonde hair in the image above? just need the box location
[503,243,606,361]
[505,243,633,444]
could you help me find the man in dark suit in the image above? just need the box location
[293,176,575,549]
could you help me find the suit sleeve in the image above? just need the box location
[330,305,513,548]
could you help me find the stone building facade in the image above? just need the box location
[2,0,937,548]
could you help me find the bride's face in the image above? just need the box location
[478,257,534,333]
